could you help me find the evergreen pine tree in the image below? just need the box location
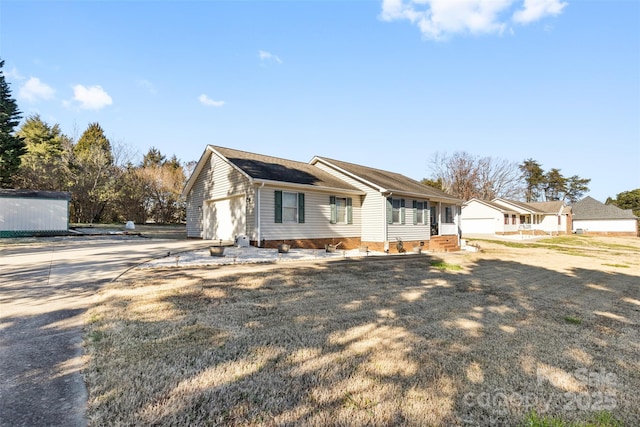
[0,59,26,188]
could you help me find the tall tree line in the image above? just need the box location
[14,115,186,224]
[425,152,591,203]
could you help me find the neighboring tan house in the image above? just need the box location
[182,146,462,252]
[461,198,571,236]
[571,196,638,236]
[0,189,71,237]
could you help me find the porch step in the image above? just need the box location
[429,236,461,252]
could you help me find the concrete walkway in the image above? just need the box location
[0,237,210,427]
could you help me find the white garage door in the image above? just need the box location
[203,196,246,241]
[461,218,496,234]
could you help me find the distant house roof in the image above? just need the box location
[572,196,637,220]
[463,198,515,212]
[525,201,565,214]
[312,156,461,202]
[0,189,71,200]
[493,198,538,213]
[492,198,569,215]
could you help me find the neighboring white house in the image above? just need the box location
[0,190,71,237]
[461,198,571,236]
[571,196,638,236]
[182,146,463,252]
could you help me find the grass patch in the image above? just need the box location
[602,263,630,268]
[85,250,639,426]
[563,315,582,325]
[470,236,640,256]
[429,261,463,271]
[522,410,623,427]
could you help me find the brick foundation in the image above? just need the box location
[255,237,362,250]
[252,235,461,253]
[363,236,460,253]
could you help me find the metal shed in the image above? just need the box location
[0,189,71,237]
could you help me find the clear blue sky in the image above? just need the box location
[1,0,638,202]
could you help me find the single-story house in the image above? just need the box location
[461,198,571,236]
[182,146,462,252]
[571,196,638,236]
[0,189,71,237]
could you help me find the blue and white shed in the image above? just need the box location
[0,190,71,237]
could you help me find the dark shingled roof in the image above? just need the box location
[212,146,360,191]
[572,196,638,220]
[0,189,71,200]
[314,156,460,201]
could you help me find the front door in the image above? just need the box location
[429,206,438,236]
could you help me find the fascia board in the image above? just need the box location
[254,178,365,196]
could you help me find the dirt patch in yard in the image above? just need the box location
[84,236,640,426]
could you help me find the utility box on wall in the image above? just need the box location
[0,190,71,237]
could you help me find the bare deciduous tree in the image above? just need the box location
[426,151,523,201]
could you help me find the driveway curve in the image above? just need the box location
[0,237,210,427]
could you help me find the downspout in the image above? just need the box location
[384,192,392,251]
[256,182,264,246]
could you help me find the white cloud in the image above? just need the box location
[71,84,112,110]
[138,79,157,94]
[198,94,225,107]
[19,77,55,102]
[258,50,282,64]
[513,0,567,24]
[380,0,568,40]
[4,66,25,80]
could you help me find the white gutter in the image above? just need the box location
[384,192,392,248]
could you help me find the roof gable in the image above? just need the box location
[493,198,538,213]
[182,146,361,197]
[464,198,513,212]
[312,156,460,202]
[212,146,359,191]
[572,196,637,220]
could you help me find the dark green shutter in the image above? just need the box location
[412,200,418,225]
[298,193,305,223]
[400,199,406,224]
[346,198,353,224]
[386,197,393,224]
[330,196,337,224]
[274,190,282,223]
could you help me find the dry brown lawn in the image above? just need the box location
[84,235,640,426]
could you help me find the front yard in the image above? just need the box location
[84,236,640,426]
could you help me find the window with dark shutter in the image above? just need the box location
[330,196,337,224]
[275,190,282,223]
[298,193,305,223]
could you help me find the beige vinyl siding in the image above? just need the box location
[185,151,252,239]
[260,186,361,241]
[314,162,385,242]
[387,201,431,242]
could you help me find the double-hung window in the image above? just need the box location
[386,197,405,224]
[413,201,426,225]
[275,190,305,223]
[445,206,454,223]
[330,196,352,224]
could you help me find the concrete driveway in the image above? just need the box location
[0,237,210,427]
